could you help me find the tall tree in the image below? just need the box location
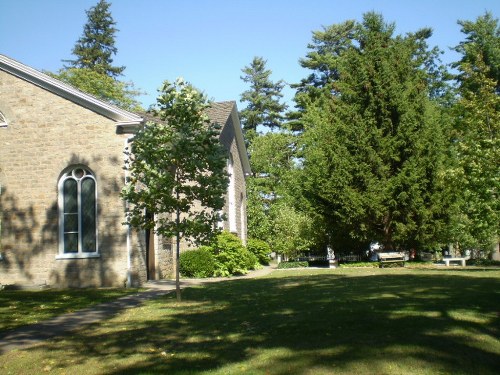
[240,57,287,141]
[51,0,142,111]
[122,79,229,300]
[447,13,500,252]
[300,13,449,252]
[65,0,124,77]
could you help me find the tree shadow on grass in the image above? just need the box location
[7,270,500,374]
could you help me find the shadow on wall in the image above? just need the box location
[0,154,129,287]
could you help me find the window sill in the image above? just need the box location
[56,253,100,260]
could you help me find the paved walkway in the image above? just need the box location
[0,266,275,354]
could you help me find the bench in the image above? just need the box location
[378,252,405,268]
[443,257,467,267]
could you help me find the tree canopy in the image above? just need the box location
[447,12,500,251]
[64,0,125,77]
[240,57,287,141]
[299,12,449,252]
[51,0,142,111]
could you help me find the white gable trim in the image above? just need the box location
[0,54,143,126]
[228,103,252,176]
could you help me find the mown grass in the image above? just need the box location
[0,288,140,332]
[1,268,499,374]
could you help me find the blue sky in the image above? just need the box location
[1,0,498,108]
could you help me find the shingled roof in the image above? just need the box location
[206,101,251,176]
[126,101,251,176]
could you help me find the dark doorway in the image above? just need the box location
[145,211,156,280]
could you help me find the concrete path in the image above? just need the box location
[0,266,275,354]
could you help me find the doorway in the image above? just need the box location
[145,211,156,280]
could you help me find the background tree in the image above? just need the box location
[64,0,124,77]
[300,13,449,253]
[122,79,228,300]
[240,57,287,142]
[239,57,322,258]
[50,0,142,111]
[447,13,500,253]
[53,68,143,111]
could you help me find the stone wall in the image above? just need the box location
[0,70,132,287]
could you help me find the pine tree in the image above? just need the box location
[51,0,142,111]
[300,13,449,252]
[240,57,287,141]
[65,0,125,78]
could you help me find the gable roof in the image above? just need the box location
[0,54,250,176]
[0,54,143,127]
[206,101,251,176]
[121,101,252,176]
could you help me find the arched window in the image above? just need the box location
[0,111,7,127]
[228,155,236,233]
[58,166,98,257]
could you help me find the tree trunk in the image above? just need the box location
[383,213,394,251]
[175,188,181,302]
[176,230,181,301]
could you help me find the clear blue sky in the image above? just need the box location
[1,0,498,108]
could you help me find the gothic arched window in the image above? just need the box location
[58,166,98,257]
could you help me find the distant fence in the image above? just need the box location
[294,253,364,263]
[337,254,364,263]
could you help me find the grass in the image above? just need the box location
[1,268,499,374]
[0,288,140,332]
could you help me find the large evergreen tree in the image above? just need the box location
[65,0,125,77]
[122,79,228,300]
[300,13,448,252]
[240,57,287,141]
[447,13,500,252]
[51,0,142,111]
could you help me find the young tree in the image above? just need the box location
[300,13,449,252]
[64,0,124,77]
[122,79,229,301]
[448,13,500,252]
[240,57,287,141]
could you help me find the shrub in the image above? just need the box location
[277,261,309,269]
[468,259,500,267]
[179,247,216,278]
[339,262,379,268]
[247,238,271,265]
[210,232,259,277]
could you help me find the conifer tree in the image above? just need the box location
[300,13,448,252]
[51,0,142,111]
[240,57,287,141]
[65,0,125,78]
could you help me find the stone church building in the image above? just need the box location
[0,54,250,288]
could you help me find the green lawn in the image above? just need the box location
[1,268,499,374]
[0,288,140,332]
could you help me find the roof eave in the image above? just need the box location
[229,104,252,176]
[0,54,144,125]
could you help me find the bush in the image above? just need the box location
[179,247,216,278]
[339,262,379,268]
[210,232,259,277]
[247,238,271,265]
[468,259,500,267]
[277,261,309,269]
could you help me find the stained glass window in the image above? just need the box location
[59,167,98,256]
